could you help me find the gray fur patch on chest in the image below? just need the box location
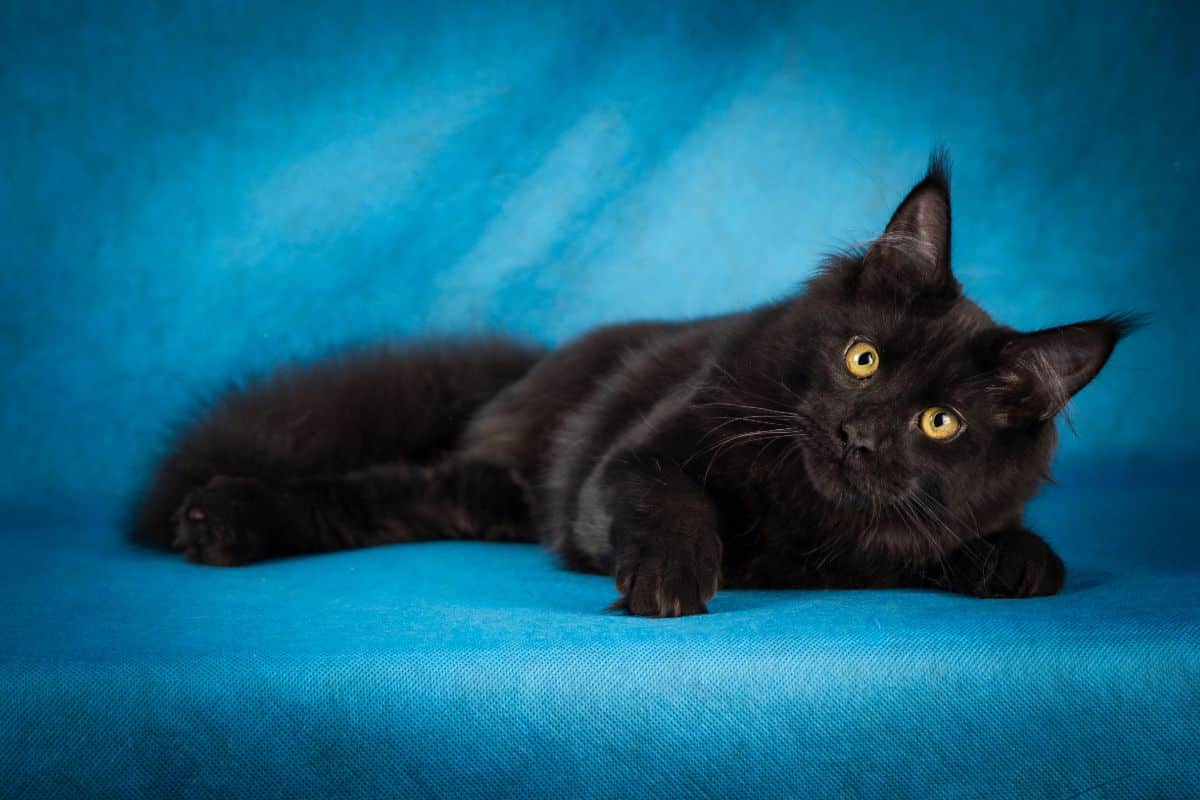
[542,383,601,552]
[571,470,614,560]
[560,363,708,562]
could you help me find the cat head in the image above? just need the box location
[737,152,1139,533]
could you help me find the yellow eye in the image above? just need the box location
[844,341,880,378]
[920,406,962,440]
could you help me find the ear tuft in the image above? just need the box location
[1100,311,1150,340]
[924,146,952,196]
[862,148,957,299]
[986,315,1143,426]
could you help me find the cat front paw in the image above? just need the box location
[954,528,1065,598]
[172,476,274,566]
[612,533,722,618]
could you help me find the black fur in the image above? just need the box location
[133,154,1140,615]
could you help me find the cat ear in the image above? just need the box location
[985,315,1142,426]
[861,150,957,298]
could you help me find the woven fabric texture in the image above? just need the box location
[2,483,1198,798]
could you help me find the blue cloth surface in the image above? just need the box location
[3,479,1198,799]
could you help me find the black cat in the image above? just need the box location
[133,153,1138,617]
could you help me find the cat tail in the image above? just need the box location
[129,337,546,548]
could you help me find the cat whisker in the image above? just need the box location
[894,497,948,578]
[695,430,799,484]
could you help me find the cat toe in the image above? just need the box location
[963,529,1065,598]
[171,478,272,566]
[614,555,718,618]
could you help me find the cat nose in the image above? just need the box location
[839,420,877,453]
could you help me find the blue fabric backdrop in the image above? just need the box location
[3,0,1198,516]
[1,1,1198,798]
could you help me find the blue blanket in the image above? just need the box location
[2,480,1197,798]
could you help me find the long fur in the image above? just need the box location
[133,338,545,547]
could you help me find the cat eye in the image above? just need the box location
[920,406,963,441]
[844,340,880,379]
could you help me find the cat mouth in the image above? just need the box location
[803,445,911,505]
[836,458,899,500]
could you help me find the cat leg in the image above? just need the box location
[172,459,533,566]
[936,526,1065,598]
[601,456,723,617]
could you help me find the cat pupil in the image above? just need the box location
[857,353,873,365]
[934,413,947,427]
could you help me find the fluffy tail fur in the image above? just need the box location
[131,338,545,549]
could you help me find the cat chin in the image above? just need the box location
[801,450,912,508]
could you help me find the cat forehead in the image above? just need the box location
[828,297,998,396]
[840,295,994,348]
